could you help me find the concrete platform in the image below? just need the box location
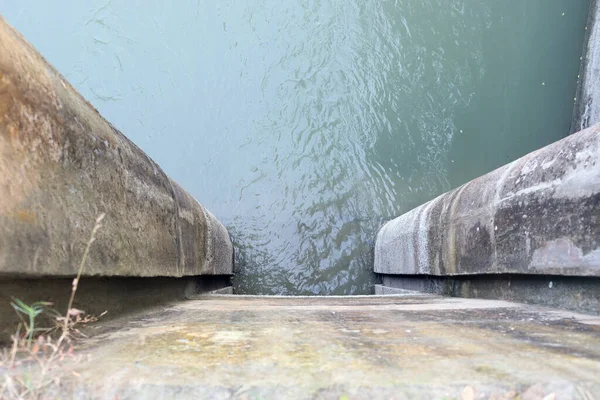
[48,295,600,399]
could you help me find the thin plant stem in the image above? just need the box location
[2,214,105,399]
[27,314,34,347]
[62,213,105,338]
[9,325,21,366]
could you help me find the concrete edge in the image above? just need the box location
[380,274,600,316]
[373,284,430,296]
[375,123,600,278]
[572,0,600,132]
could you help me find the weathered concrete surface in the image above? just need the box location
[0,16,233,277]
[375,123,600,278]
[572,0,600,132]
[37,295,600,399]
[377,275,600,315]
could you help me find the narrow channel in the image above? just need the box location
[1,0,590,294]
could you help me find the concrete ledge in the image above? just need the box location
[373,284,429,296]
[572,0,600,132]
[380,275,600,315]
[197,286,234,295]
[375,123,600,278]
[0,17,233,278]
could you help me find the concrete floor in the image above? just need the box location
[57,294,600,399]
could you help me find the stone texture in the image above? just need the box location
[375,123,600,278]
[34,295,600,399]
[0,17,232,278]
[572,0,600,132]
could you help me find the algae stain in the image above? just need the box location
[14,209,36,223]
[473,365,512,381]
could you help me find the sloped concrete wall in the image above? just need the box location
[0,17,232,278]
[572,0,600,132]
[375,123,600,278]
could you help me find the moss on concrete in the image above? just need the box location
[38,295,600,399]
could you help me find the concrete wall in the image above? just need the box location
[375,123,600,278]
[572,0,600,132]
[0,16,233,278]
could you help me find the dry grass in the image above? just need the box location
[0,214,105,400]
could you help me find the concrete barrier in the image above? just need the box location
[572,0,600,132]
[0,16,233,278]
[375,123,600,278]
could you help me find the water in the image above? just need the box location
[1,0,590,294]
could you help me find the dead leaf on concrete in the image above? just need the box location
[461,385,476,400]
[522,383,545,400]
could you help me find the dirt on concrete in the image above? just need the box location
[40,294,600,399]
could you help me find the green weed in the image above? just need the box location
[1,213,105,400]
[10,299,56,348]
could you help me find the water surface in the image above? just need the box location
[0,0,590,294]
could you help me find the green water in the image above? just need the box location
[0,0,590,294]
